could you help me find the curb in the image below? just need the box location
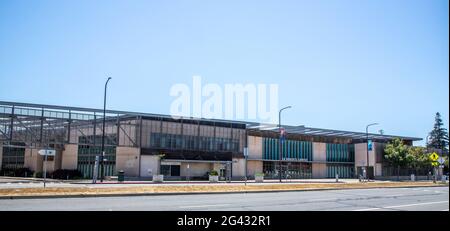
[0,184,447,200]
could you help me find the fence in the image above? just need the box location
[381,166,433,177]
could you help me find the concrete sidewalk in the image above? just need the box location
[0,176,407,189]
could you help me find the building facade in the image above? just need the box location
[0,101,421,180]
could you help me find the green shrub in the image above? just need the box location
[255,173,265,177]
[209,170,219,176]
[33,172,43,178]
[52,169,83,179]
[0,168,33,177]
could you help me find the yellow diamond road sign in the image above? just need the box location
[430,152,439,162]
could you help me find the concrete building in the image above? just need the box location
[0,101,421,180]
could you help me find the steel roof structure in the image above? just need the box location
[0,101,422,144]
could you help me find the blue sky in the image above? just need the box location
[0,0,448,145]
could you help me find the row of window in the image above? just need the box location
[326,143,355,162]
[262,161,312,179]
[326,164,354,178]
[1,147,25,169]
[77,144,116,178]
[78,135,117,145]
[262,138,313,161]
[150,133,239,152]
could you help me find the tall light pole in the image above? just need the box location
[366,123,378,181]
[279,106,292,183]
[100,77,112,182]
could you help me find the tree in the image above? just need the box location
[428,112,449,152]
[384,138,413,180]
[407,146,431,172]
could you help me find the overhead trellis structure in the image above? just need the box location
[245,123,421,143]
[0,101,137,149]
[0,101,421,149]
[0,101,248,149]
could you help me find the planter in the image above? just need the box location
[209,175,219,183]
[255,175,264,183]
[153,174,164,183]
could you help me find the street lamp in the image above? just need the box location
[279,106,292,183]
[100,77,112,182]
[365,123,379,181]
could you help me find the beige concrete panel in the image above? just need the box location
[375,163,382,176]
[180,162,212,177]
[313,142,326,162]
[213,163,222,171]
[312,163,326,178]
[116,147,140,177]
[140,155,160,177]
[355,143,375,166]
[52,148,63,171]
[43,160,55,173]
[24,148,43,172]
[232,158,245,178]
[61,144,78,170]
[248,136,263,159]
[247,160,263,176]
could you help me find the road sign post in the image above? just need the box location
[92,155,99,184]
[244,147,248,186]
[187,164,190,183]
[429,152,440,184]
[38,149,56,188]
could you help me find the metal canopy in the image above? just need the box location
[246,123,421,141]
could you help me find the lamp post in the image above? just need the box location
[365,123,379,181]
[100,77,112,182]
[426,135,431,152]
[279,106,292,183]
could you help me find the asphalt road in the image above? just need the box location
[0,186,448,211]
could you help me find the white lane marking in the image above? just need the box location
[179,204,231,208]
[389,194,404,197]
[353,201,449,211]
[310,198,337,202]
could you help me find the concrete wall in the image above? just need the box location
[180,162,212,177]
[312,142,326,162]
[247,160,263,177]
[355,143,376,167]
[375,163,383,177]
[61,144,78,170]
[140,155,160,177]
[24,148,43,172]
[22,147,63,173]
[232,158,245,178]
[248,136,262,159]
[116,147,140,177]
[312,163,326,178]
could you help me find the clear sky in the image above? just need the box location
[0,0,448,146]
